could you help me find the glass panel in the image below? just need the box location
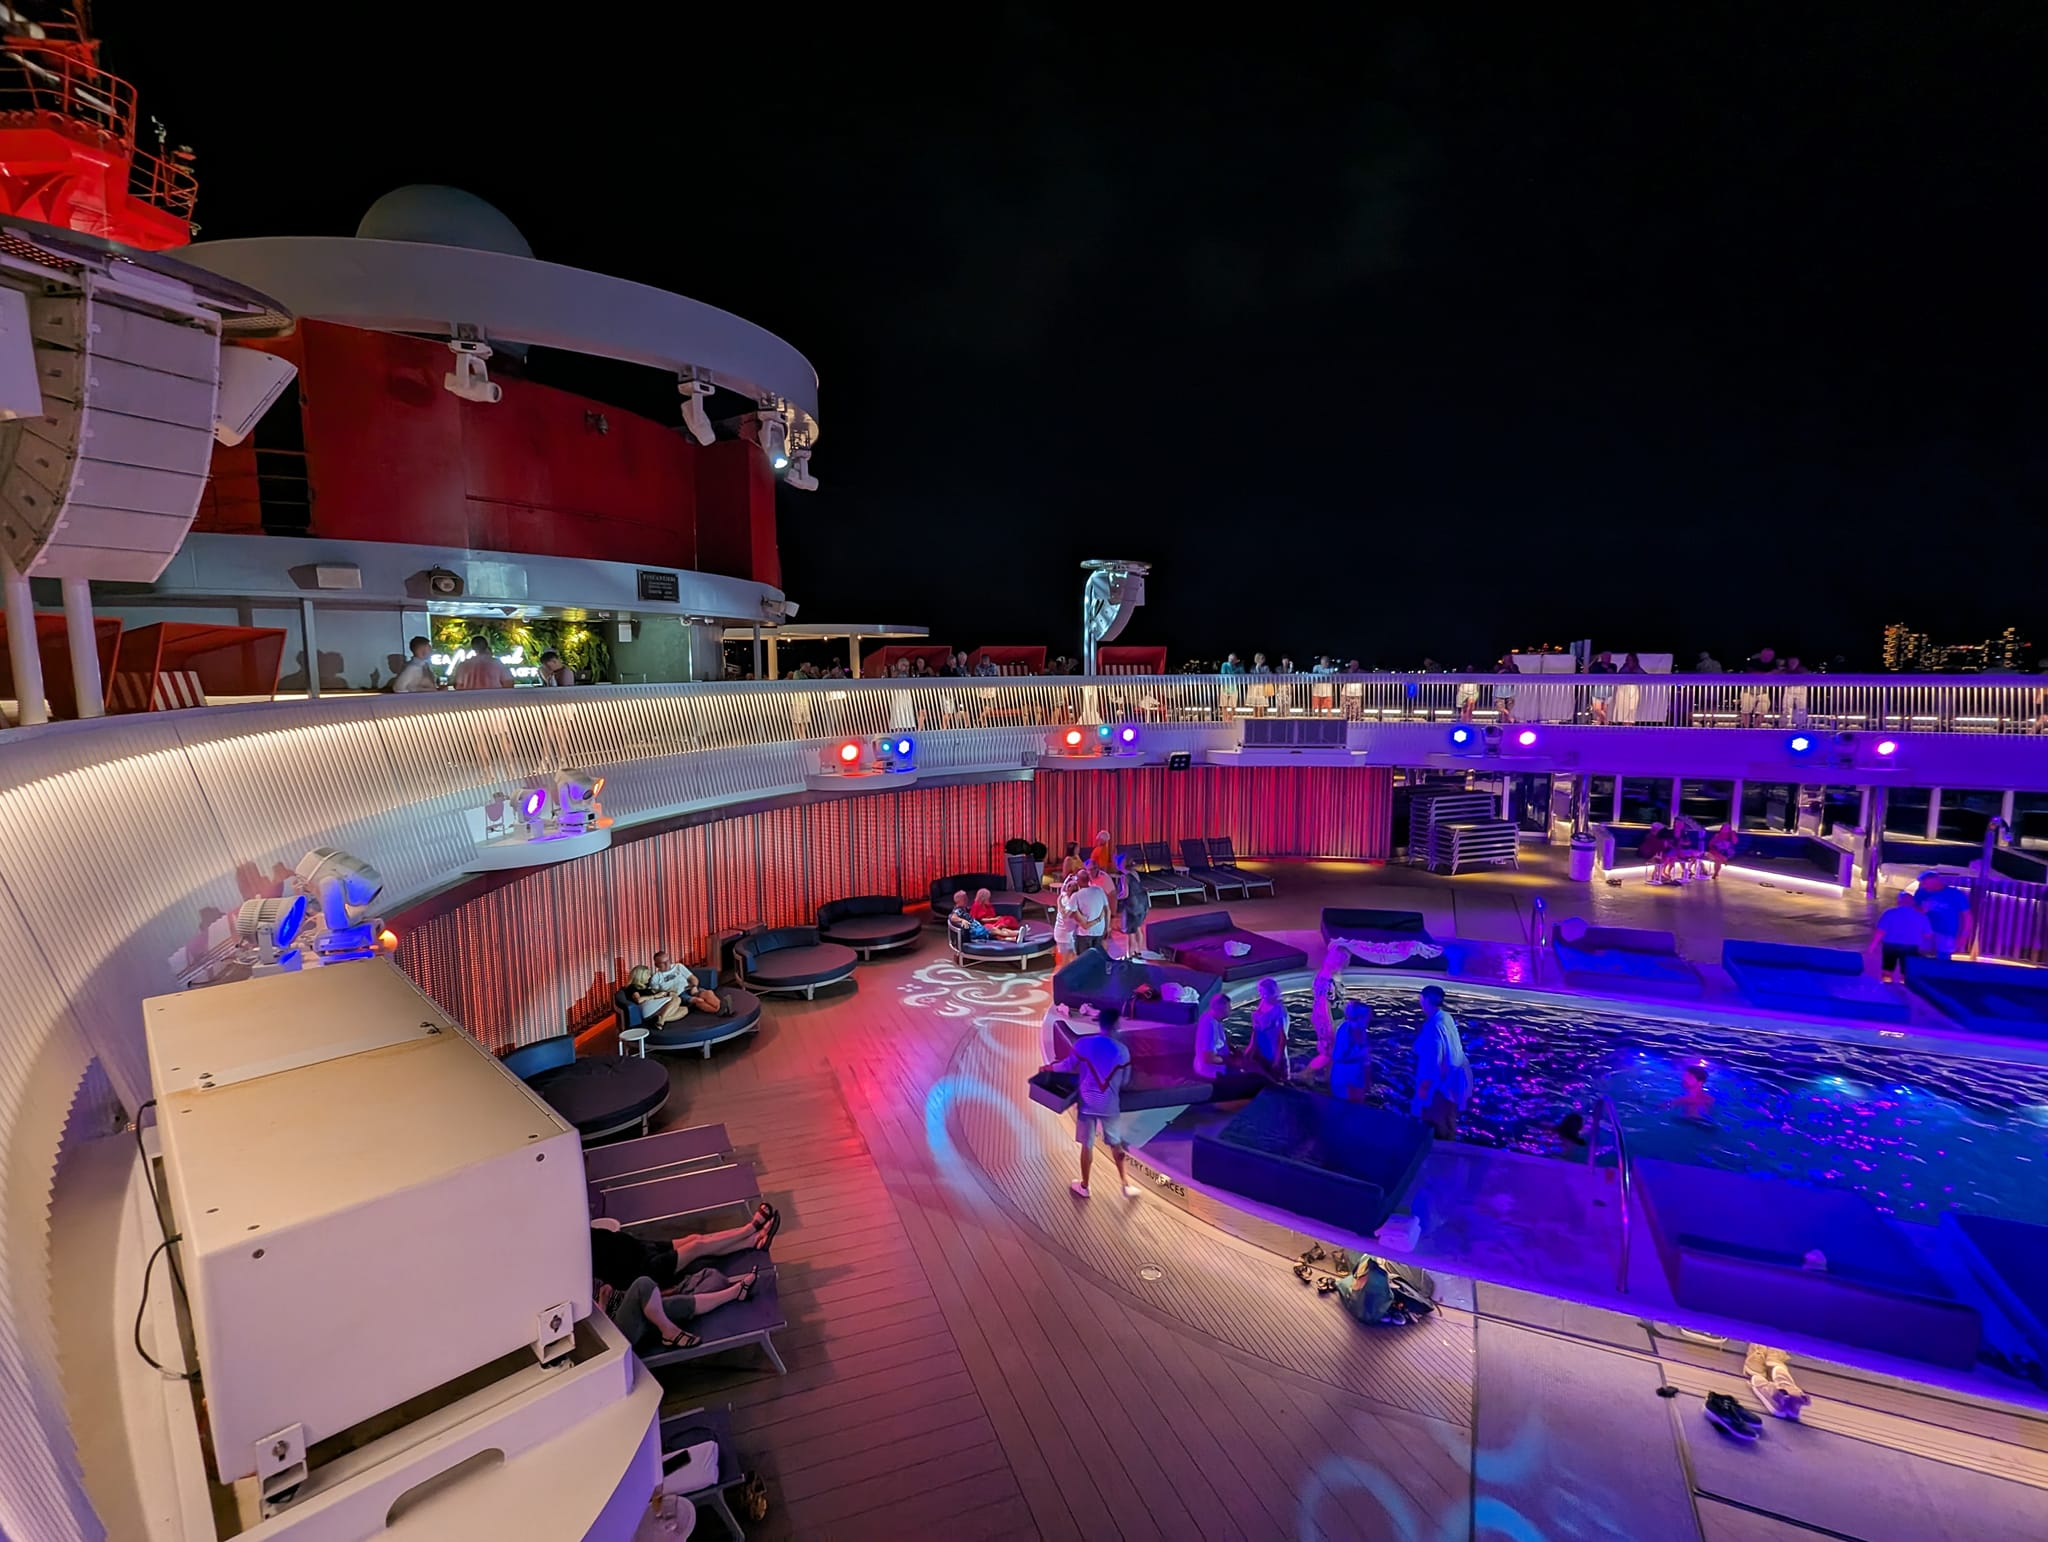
[1884,786,1933,835]
[1620,777,1669,825]
[2015,792,2048,848]
[1680,779,1734,827]
[1819,786,1864,836]
[1938,789,2002,844]
[1741,781,1799,830]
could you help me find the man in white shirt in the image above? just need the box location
[650,950,723,1016]
[1041,1008,1136,1199]
[390,636,440,693]
[451,637,517,690]
[1412,984,1473,1140]
[1069,865,1111,954]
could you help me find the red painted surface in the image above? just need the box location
[108,623,284,709]
[863,644,955,674]
[196,321,786,585]
[393,768,1388,1048]
[0,614,121,719]
[1097,646,1168,674]
[969,646,1047,674]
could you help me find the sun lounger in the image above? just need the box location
[594,1161,761,1228]
[1205,835,1275,896]
[638,1281,788,1374]
[584,1123,732,1189]
[1178,837,1248,899]
[658,1404,755,1541]
[1138,842,1205,905]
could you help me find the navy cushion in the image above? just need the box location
[527,1056,669,1135]
[504,1035,576,1079]
[1146,910,1237,949]
[819,912,922,946]
[744,941,858,987]
[817,894,908,926]
[644,988,763,1050]
[958,922,1052,959]
[737,926,821,964]
[1192,1088,1432,1236]
[930,874,1008,914]
[1052,950,1221,1023]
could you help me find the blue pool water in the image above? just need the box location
[1225,985,2048,1227]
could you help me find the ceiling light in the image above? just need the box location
[758,410,789,469]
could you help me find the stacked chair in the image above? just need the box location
[585,1122,789,1375]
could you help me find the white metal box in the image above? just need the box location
[143,960,590,1483]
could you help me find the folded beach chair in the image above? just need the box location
[584,1123,732,1190]
[1178,837,1247,899]
[593,1161,761,1229]
[1138,841,1206,904]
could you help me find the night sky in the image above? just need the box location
[105,5,2048,669]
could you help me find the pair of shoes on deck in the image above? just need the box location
[1750,1364,1809,1419]
[1703,1392,1762,1441]
[1069,1180,1140,1200]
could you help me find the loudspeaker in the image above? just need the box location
[1167,751,1192,771]
[213,346,298,446]
[0,287,41,420]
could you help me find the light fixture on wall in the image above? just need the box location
[294,847,386,963]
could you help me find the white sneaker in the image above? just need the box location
[1070,1181,1090,1199]
[1122,1184,1141,1198]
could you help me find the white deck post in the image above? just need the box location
[60,577,103,718]
[2,553,47,726]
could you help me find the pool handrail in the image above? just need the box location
[1588,1093,1634,1293]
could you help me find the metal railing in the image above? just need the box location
[1586,1093,1634,1293]
[0,40,197,219]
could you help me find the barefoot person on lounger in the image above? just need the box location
[590,1207,776,1354]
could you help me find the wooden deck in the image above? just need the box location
[621,861,2048,1541]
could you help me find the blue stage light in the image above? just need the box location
[894,737,914,757]
[1097,723,1113,739]
[1449,726,1474,747]
[522,787,547,819]
[273,892,308,948]
[1117,725,1139,746]
[1787,733,1813,755]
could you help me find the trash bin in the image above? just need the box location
[1005,853,1037,893]
[1568,833,1596,882]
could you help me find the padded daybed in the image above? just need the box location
[1145,910,1309,982]
[1938,1211,2048,1370]
[948,908,1055,968]
[1634,1157,1981,1369]
[1317,909,1450,971]
[1551,921,1705,997]
[614,981,764,1058]
[1037,1017,1266,1112]
[1722,939,1910,1021]
[1903,956,2048,1041]
[1191,1088,1433,1236]
[504,1035,670,1141]
[656,1403,756,1542]
[816,895,922,958]
[734,926,857,1000]
[1052,948,1222,1025]
[928,872,1034,917]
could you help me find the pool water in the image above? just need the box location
[1224,985,2048,1227]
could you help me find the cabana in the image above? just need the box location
[861,643,954,676]
[1096,645,1167,675]
[108,622,285,712]
[0,612,122,719]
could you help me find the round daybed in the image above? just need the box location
[950,918,1055,970]
[928,872,1039,917]
[642,988,764,1058]
[502,1035,670,1140]
[816,895,923,959]
[735,925,859,1000]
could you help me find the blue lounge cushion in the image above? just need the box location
[1904,956,2048,1040]
[743,941,857,987]
[929,873,1009,914]
[1553,922,1704,997]
[523,1053,670,1137]
[956,922,1052,959]
[1052,949,1221,1024]
[1939,1211,2048,1364]
[1723,938,1909,1021]
[818,911,922,947]
[1144,910,1308,981]
[1192,1088,1432,1235]
[1635,1157,1980,1368]
[643,988,763,1051]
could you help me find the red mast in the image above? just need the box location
[0,4,195,249]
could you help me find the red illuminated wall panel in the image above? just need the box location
[394,767,1392,1050]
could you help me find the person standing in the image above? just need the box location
[1911,872,1973,959]
[1328,1000,1374,1103]
[452,636,516,690]
[1040,1008,1136,1199]
[1049,867,1083,968]
[1069,860,1112,954]
[1413,985,1472,1140]
[1250,977,1291,1083]
[391,635,441,693]
[1112,850,1150,958]
[1193,992,1234,1081]
[536,649,576,686]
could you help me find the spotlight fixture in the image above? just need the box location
[875,735,915,760]
[292,847,386,963]
[1116,725,1140,746]
[1515,729,1539,748]
[1064,728,1084,748]
[837,740,863,764]
[521,787,548,820]
[1875,739,1898,757]
[553,769,606,834]
[677,374,715,446]
[784,443,818,492]
[757,408,790,470]
[1449,726,1474,745]
[235,894,308,951]
[1787,733,1814,755]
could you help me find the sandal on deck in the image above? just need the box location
[755,1203,781,1248]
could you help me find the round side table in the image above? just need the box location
[618,1026,651,1057]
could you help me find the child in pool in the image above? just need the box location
[1667,1060,1714,1121]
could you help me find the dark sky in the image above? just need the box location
[105,5,2048,669]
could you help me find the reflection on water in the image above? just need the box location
[1226,986,2048,1226]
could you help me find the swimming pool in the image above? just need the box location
[1224,984,2048,1227]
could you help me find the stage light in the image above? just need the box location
[1064,728,1084,748]
[235,894,307,951]
[759,410,790,469]
[1787,733,1813,754]
[521,787,547,819]
[1516,729,1538,748]
[1449,726,1473,746]
[293,847,386,963]
[837,740,862,764]
[894,737,914,757]
[1117,725,1140,745]
[1097,724,1113,739]
[379,927,399,952]
[1875,739,1898,757]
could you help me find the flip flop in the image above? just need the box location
[661,1329,701,1350]
[754,1203,781,1248]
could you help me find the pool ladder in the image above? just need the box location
[1585,1093,1634,1293]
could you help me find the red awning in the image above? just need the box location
[1097,645,1167,675]
[109,623,286,712]
[967,646,1046,675]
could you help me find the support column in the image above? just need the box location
[1610,778,1623,825]
[1670,777,1683,824]
[751,624,763,681]
[766,635,780,681]
[300,598,320,699]
[2,553,47,726]
[2001,789,2015,829]
[1729,778,1744,831]
[848,637,861,678]
[60,576,103,718]
[1925,788,1941,841]
[1864,786,1886,899]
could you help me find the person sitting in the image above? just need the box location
[1249,977,1291,1083]
[650,949,725,1017]
[1193,992,1236,1081]
[1639,822,1673,884]
[1705,822,1739,879]
[967,888,1022,938]
[591,1214,772,1355]
[1671,816,1706,882]
[536,649,576,686]
[623,963,681,1025]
